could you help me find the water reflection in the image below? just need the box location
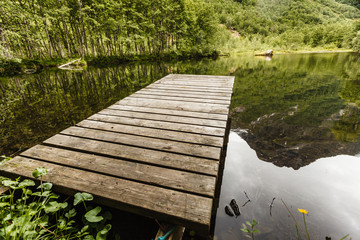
[215,132,360,240]
[230,53,360,169]
[0,64,168,156]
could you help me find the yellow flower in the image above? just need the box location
[298,208,308,214]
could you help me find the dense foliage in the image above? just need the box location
[1,0,360,62]
[207,0,360,51]
[0,0,220,60]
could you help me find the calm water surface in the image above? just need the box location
[1,53,359,239]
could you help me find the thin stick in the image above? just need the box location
[155,219,166,232]
[269,197,276,216]
[280,198,306,239]
[38,224,60,238]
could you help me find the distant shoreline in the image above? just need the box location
[275,49,355,54]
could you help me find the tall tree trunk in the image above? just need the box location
[58,0,71,56]
[39,3,53,58]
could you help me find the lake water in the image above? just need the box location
[1,52,359,239]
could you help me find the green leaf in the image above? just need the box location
[96,224,111,240]
[32,167,47,179]
[74,192,94,206]
[42,182,53,191]
[44,201,68,213]
[340,234,350,240]
[246,221,251,226]
[84,235,95,240]
[0,202,10,208]
[85,206,104,223]
[241,228,250,233]
[18,179,35,188]
[253,229,260,233]
[252,219,258,226]
[79,225,89,234]
[2,180,18,187]
[65,208,77,218]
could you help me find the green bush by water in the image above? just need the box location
[0,167,113,240]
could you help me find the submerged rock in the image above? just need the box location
[230,199,241,216]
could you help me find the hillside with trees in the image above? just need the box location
[0,0,360,69]
[208,0,360,51]
[0,0,220,62]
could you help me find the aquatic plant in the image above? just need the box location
[241,219,260,240]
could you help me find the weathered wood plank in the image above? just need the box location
[129,93,230,105]
[162,74,235,82]
[77,120,224,147]
[21,145,216,197]
[99,109,227,128]
[61,126,221,159]
[43,134,219,175]
[88,114,225,136]
[145,85,233,94]
[118,98,230,115]
[108,105,228,121]
[156,75,234,83]
[156,80,233,88]
[137,88,231,100]
[149,83,233,92]
[0,157,213,234]
[142,87,232,97]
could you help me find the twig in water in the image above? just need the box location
[270,197,276,216]
[280,198,307,239]
[244,191,251,201]
[242,199,251,207]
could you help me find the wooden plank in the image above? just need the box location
[129,93,230,105]
[43,134,219,176]
[61,126,221,159]
[108,105,228,121]
[88,114,225,136]
[118,98,230,115]
[163,74,235,81]
[99,108,227,128]
[0,157,213,234]
[157,74,235,84]
[141,87,232,98]
[137,88,231,100]
[156,80,233,88]
[77,120,224,147]
[21,145,216,197]
[150,83,233,92]
[159,74,235,83]
[145,85,233,94]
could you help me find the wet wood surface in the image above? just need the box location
[0,74,234,236]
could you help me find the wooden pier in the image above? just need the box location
[0,74,234,237]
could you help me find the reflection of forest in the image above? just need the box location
[1,53,360,163]
[230,53,360,169]
[0,63,168,156]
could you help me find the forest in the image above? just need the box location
[0,0,360,72]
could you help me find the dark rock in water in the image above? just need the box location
[225,205,234,216]
[230,199,241,216]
